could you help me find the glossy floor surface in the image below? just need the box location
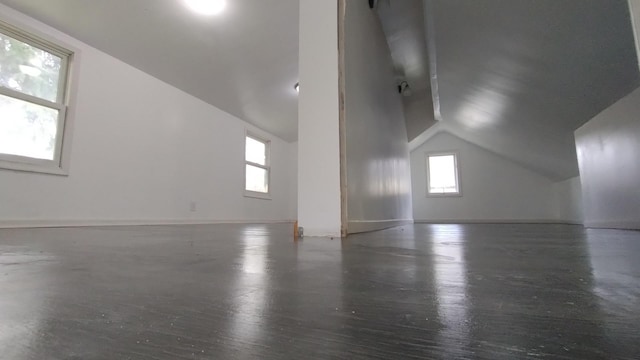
[1,224,639,359]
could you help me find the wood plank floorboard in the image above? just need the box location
[0,223,638,359]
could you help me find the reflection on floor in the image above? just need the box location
[0,223,639,359]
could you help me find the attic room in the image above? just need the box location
[0,0,639,358]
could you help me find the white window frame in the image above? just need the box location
[0,19,76,175]
[244,131,271,200]
[425,151,462,197]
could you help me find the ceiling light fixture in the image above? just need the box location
[294,83,299,93]
[184,0,226,15]
[398,81,412,97]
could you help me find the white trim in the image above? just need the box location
[414,219,583,225]
[409,124,443,151]
[0,17,76,176]
[557,219,584,226]
[298,228,342,238]
[58,49,80,175]
[244,190,272,200]
[347,219,414,234]
[629,0,640,73]
[0,18,71,59]
[425,151,461,197]
[584,221,640,231]
[0,87,64,110]
[0,159,68,175]
[0,219,296,229]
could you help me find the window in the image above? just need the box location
[426,153,460,195]
[245,133,270,198]
[0,21,73,174]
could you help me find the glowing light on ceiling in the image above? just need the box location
[184,0,226,15]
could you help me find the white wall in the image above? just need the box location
[297,0,342,237]
[411,132,557,222]
[575,87,640,230]
[287,142,299,220]
[552,176,584,225]
[343,0,413,233]
[0,5,297,227]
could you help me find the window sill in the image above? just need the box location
[0,159,68,176]
[244,191,272,200]
[426,192,462,198]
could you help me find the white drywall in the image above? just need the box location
[575,87,640,230]
[552,176,584,225]
[287,142,299,220]
[0,4,297,227]
[343,0,413,233]
[411,132,556,222]
[297,0,342,237]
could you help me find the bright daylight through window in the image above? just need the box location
[0,22,72,173]
[427,153,460,195]
[245,134,270,197]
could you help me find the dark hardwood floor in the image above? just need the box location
[0,223,638,359]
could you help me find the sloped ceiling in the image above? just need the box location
[2,0,638,179]
[385,0,640,180]
[374,0,438,141]
[0,0,300,141]
[375,0,430,91]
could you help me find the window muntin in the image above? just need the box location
[427,153,460,195]
[245,134,270,197]
[0,21,72,173]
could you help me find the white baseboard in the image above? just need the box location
[584,221,640,231]
[0,219,296,229]
[414,219,584,225]
[299,229,342,238]
[563,220,585,226]
[348,219,414,234]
